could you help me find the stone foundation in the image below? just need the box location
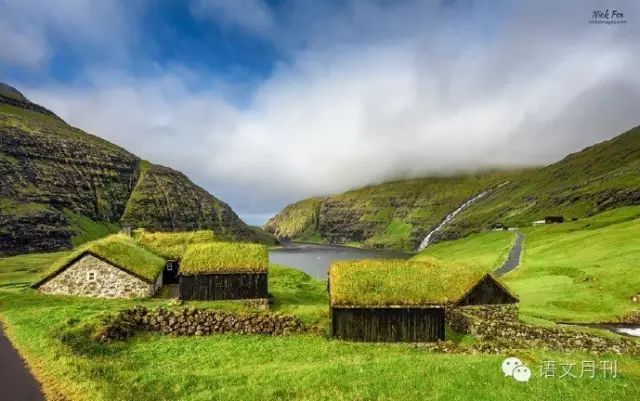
[39,254,160,299]
[98,306,305,341]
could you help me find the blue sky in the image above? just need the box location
[1,0,639,225]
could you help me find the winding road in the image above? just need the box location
[494,232,524,277]
[0,325,44,401]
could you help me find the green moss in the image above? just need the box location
[180,242,268,274]
[329,258,510,306]
[0,199,50,216]
[35,234,165,284]
[133,229,217,259]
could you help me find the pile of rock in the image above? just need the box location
[446,305,639,355]
[98,306,305,342]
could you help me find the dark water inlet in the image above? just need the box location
[269,243,411,279]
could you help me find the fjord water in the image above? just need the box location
[269,243,410,279]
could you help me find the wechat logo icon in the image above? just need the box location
[502,357,532,383]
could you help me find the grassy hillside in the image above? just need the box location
[120,161,265,243]
[263,198,322,240]
[266,126,640,250]
[0,82,268,255]
[442,126,640,240]
[504,206,640,323]
[414,206,640,323]
[413,230,515,271]
[266,170,524,250]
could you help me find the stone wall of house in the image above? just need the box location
[39,254,159,299]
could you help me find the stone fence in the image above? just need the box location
[98,306,305,342]
[446,305,639,354]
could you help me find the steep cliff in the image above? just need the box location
[0,83,269,255]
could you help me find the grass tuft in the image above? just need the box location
[35,234,165,284]
[180,242,268,274]
[328,258,505,306]
[133,229,216,259]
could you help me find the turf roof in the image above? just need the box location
[180,242,268,274]
[33,234,166,286]
[329,257,512,306]
[133,229,216,259]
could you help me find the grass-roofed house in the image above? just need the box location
[178,242,268,301]
[133,229,217,284]
[32,234,166,299]
[329,258,518,342]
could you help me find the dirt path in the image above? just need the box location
[0,325,44,401]
[494,232,524,277]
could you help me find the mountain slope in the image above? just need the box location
[265,171,527,250]
[266,126,640,250]
[0,83,268,255]
[442,125,640,240]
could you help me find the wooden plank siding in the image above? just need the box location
[331,307,445,342]
[178,273,267,300]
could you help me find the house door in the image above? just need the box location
[163,260,179,284]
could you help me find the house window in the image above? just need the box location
[87,271,97,282]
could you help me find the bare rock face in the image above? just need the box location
[0,82,264,255]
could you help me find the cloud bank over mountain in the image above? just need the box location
[3,1,639,223]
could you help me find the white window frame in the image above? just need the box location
[87,271,97,282]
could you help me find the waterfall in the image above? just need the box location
[417,182,509,251]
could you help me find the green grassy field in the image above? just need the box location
[413,230,515,271]
[1,207,639,400]
[414,206,640,324]
[504,207,640,323]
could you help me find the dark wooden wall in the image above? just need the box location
[331,307,445,342]
[179,273,267,300]
[457,276,518,306]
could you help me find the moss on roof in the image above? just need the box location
[133,229,217,259]
[34,234,166,285]
[180,242,268,275]
[329,257,507,306]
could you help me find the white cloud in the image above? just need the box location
[0,0,134,67]
[19,1,640,223]
[190,0,275,37]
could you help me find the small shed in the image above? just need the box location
[328,258,518,342]
[178,242,268,301]
[544,216,564,224]
[32,234,165,299]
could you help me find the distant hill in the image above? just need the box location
[0,83,273,255]
[265,126,640,250]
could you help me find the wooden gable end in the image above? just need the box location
[455,275,518,306]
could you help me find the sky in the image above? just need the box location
[1,0,639,225]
